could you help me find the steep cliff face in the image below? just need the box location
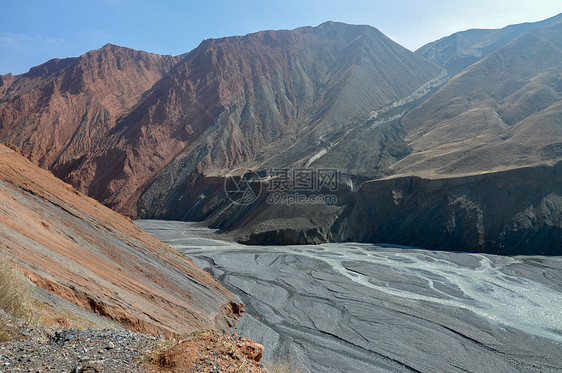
[0,144,238,337]
[338,162,562,254]
[213,162,561,254]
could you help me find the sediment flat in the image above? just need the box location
[137,220,562,373]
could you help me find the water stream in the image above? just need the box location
[136,220,562,373]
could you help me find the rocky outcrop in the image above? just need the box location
[0,326,269,372]
[145,331,267,372]
[237,340,265,363]
[0,144,239,337]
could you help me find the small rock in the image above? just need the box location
[105,342,115,350]
[237,341,264,363]
[78,360,104,373]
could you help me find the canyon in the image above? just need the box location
[1,17,560,254]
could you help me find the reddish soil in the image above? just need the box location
[0,144,238,337]
[144,331,267,373]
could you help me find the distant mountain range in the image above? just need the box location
[417,13,562,74]
[401,13,562,177]
[1,14,561,253]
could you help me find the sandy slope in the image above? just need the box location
[0,143,238,337]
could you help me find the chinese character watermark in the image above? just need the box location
[225,167,338,205]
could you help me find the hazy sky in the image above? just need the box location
[1,0,560,75]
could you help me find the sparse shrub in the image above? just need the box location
[0,257,33,341]
[142,337,180,364]
[267,358,301,373]
[188,330,204,337]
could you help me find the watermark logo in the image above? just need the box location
[224,167,338,206]
[266,192,337,206]
[267,168,338,206]
[224,168,262,205]
[267,168,338,192]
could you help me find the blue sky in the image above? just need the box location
[1,0,560,75]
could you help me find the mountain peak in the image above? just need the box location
[94,43,161,57]
[318,20,350,27]
[317,20,370,29]
[96,42,136,54]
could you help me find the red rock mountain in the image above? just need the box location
[0,43,178,190]
[0,22,441,216]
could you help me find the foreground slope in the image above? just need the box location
[0,144,237,337]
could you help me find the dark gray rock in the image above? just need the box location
[207,162,561,255]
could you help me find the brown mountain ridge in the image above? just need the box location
[1,22,442,217]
